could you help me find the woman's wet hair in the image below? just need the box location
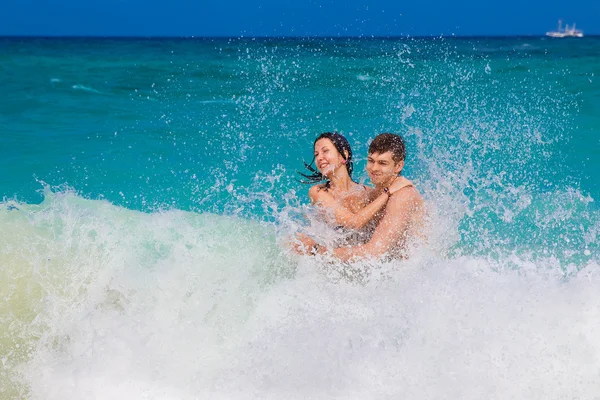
[297,132,354,185]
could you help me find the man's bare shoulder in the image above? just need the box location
[387,185,424,210]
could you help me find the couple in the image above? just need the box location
[294,132,425,261]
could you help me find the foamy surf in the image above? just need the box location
[71,84,103,94]
[356,74,375,81]
[198,99,237,104]
[1,191,599,399]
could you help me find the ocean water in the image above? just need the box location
[1,36,599,399]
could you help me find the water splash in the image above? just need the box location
[1,191,599,399]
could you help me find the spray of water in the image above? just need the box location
[2,38,599,399]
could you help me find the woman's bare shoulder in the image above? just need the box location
[359,183,374,194]
[340,183,370,209]
[308,183,330,203]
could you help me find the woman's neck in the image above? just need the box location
[327,168,352,192]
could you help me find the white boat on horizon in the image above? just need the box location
[546,20,584,38]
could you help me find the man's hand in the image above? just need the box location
[291,233,318,255]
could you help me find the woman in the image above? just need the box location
[298,132,406,233]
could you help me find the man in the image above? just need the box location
[296,133,425,261]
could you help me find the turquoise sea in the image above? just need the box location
[1,36,599,398]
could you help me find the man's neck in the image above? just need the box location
[375,176,398,192]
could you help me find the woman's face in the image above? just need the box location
[314,138,346,177]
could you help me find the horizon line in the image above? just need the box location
[1,33,600,40]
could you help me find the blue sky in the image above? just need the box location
[1,0,598,36]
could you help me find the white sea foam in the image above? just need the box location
[356,74,374,81]
[198,99,237,104]
[71,84,102,94]
[513,43,539,51]
[1,191,599,399]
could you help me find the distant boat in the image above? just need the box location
[546,20,584,38]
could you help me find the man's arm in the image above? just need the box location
[330,187,422,261]
[312,189,389,230]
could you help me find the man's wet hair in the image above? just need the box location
[297,132,354,184]
[368,133,406,163]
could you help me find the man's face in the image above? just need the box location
[366,151,403,186]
